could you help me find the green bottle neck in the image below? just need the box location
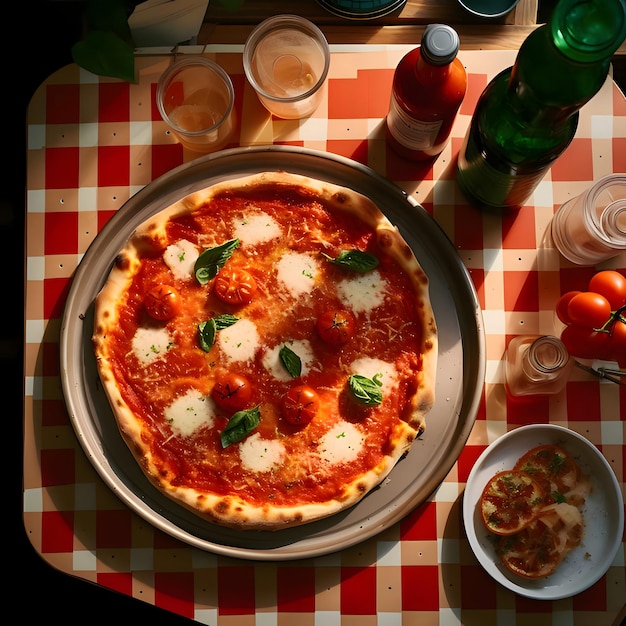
[551,0,626,62]
[510,25,611,123]
[505,0,626,124]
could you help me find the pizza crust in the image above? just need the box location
[93,170,437,530]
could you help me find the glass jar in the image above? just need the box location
[504,335,573,396]
[551,174,626,264]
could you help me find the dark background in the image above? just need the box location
[11,1,625,622]
[10,2,195,622]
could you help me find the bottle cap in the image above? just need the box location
[420,24,460,66]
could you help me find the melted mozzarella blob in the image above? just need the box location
[276,252,319,297]
[318,421,365,465]
[336,270,388,314]
[239,433,286,473]
[131,327,172,365]
[233,211,282,245]
[163,239,199,280]
[217,318,261,363]
[164,389,216,437]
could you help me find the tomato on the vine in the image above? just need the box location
[607,318,626,364]
[144,284,181,320]
[556,291,581,325]
[213,268,257,305]
[567,291,611,329]
[555,270,626,363]
[560,323,611,360]
[588,270,626,310]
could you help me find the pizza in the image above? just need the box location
[92,170,437,530]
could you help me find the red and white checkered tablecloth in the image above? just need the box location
[24,46,625,624]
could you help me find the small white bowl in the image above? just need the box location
[463,424,624,600]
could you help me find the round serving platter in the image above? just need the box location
[60,146,485,560]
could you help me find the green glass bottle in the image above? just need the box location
[456,0,626,210]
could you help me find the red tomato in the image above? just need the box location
[555,291,582,325]
[143,284,181,320]
[213,268,257,305]
[560,323,611,360]
[316,310,356,345]
[567,291,611,329]
[588,270,626,310]
[498,503,583,579]
[282,385,320,425]
[479,470,545,535]
[607,318,626,364]
[513,445,582,506]
[211,372,253,412]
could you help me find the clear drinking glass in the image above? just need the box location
[551,174,626,265]
[243,15,330,119]
[156,57,236,153]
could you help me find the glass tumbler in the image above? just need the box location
[156,57,236,153]
[551,174,626,265]
[243,15,330,119]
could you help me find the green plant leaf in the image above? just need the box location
[85,0,137,40]
[72,31,136,82]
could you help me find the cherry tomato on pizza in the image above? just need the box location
[213,268,257,305]
[282,385,320,425]
[143,284,182,320]
[479,470,545,535]
[211,372,253,412]
[316,309,356,345]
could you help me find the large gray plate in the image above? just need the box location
[60,146,485,561]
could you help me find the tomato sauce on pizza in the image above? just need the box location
[93,171,437,529]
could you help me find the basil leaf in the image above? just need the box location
[198,314,238,351]
[198,319,217,352]
[194,239,240,284]
[279,344,302,378]
[220,405,261,448]
[348,373,383,406]
[322,249,379,272]
[214,313,239,330]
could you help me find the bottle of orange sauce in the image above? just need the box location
[386,24,467,160]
